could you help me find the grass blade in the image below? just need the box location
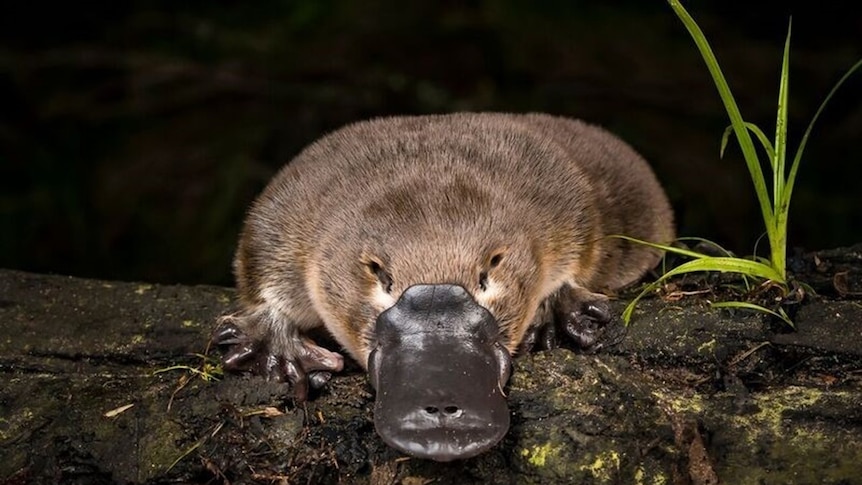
[773,20,791,211]
[782,57,862,212]
[668,0,774,237]
[609,235,709,260]
[711,301,794,327]
[675,237,735,257]
[622,256,786,324]
[765,20,793,277]
[720,122,776,162]
[658,257,785,283]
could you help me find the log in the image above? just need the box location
[1,247,861,484]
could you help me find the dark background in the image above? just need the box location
[1,1,860,286]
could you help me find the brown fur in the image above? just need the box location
[232,113,674,365]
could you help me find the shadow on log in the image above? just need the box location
[2,245,862,484]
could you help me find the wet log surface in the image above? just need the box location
[2,245,862,484]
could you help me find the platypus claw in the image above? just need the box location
[520,285,626,353]
[213,317,343,402]
[557,295,625,352]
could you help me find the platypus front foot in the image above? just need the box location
[213,316,344,402]
[520,285,626,353]
[554,286,626,351]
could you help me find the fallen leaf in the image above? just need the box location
[104,403,134,418]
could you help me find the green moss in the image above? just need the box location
[651,390,705,414]
[138,418,185,477]
[579,450,621,483]
[0,408,35,442]
[634,466,670,485]
[729,386,824,444]
[696,338,716,355]
[716,387,860,483]
[520,443,562,467]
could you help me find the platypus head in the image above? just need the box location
[308,175,549,461]
[367,284,512,461]
[311,237,541,460]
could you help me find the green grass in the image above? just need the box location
[623,1,861,325]
[153,353,224,382]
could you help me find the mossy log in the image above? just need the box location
[2,247,861,484]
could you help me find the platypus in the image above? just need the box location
[215,113,674,461]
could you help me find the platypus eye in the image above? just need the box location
[367,261,393,293]
[489,253,503,268]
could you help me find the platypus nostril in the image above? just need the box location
[443,405,460,416]
[422,405,463,418]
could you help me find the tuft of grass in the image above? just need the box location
[153,353,224,382]
[618,237,793,326]
[623,1,861,324]
[154,352,224,411]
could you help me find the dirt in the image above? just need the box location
[1,245,861,484]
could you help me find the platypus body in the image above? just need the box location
[215,113,674,461]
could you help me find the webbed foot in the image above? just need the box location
[519,285,626,354]
[214,315,344,402]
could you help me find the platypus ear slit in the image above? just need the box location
[367,260,393,293]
